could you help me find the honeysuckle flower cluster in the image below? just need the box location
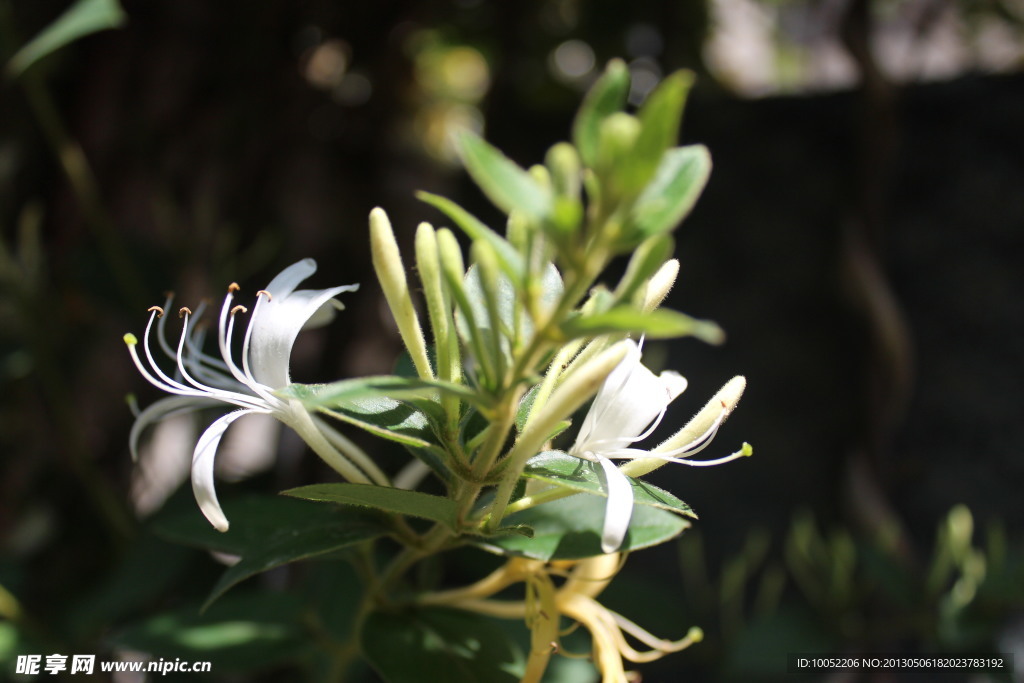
[122,60,751,683]
[124,258,388,531]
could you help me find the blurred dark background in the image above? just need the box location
[1,0,1023,680]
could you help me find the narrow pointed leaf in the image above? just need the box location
[417,191,523,277]
[623,70,694,193]
[456,132,553,223]
[283,483,459,529]
[561,306,724,343]
[282,375,480,407]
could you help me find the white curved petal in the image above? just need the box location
[573,340,687,454]
[129,396,219,462]
[263,258,318,299]
[597,456,634,553]
[192,409,261,531]
[247,261,358,388]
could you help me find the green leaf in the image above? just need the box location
[283,375,480,408]
[204,511,383,609]
[323,396,436,449]
[478,494,690,561]
[561,306,724,343]
[148,493,388,608]
[456,132,553,223]
[417,191,524,278]
[151,493,381,555]
[110,593,311,672]
[523,451,697,518]
[572,59,630,168]
[362,607,524,683]
[283,483,460,530]
[7,0,127,78]
[623,70,694,193]
[628,145,711,239]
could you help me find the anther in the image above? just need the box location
[230,305,248,315]
[147,306,165,317]
[178,307,192,318]
[256,289,273,301]
[549,642,559,654]
[228,282,240,293]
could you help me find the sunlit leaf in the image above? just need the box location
[522,451,697,518]
[282,375,480,408]
[478,494,690,561]
[457,132,553,223]
[628,145,711,239]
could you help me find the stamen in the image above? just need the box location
[256,289,272,300]
[172,309,269,411]
[231,305,248,315]
[147,306,164,317]
[178,306,192,318]
[240,294,276,399]
[218,288,252,387]
[665,444,751,467]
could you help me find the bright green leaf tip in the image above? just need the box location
[123,333,138,345]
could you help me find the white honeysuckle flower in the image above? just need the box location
[569,339,749,553]
[124,258,389,531]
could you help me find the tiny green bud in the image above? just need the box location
[546,142,581,199]
[597,113,642,173]
[528,163,551,189]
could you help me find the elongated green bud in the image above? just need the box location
[369,207,434,380]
